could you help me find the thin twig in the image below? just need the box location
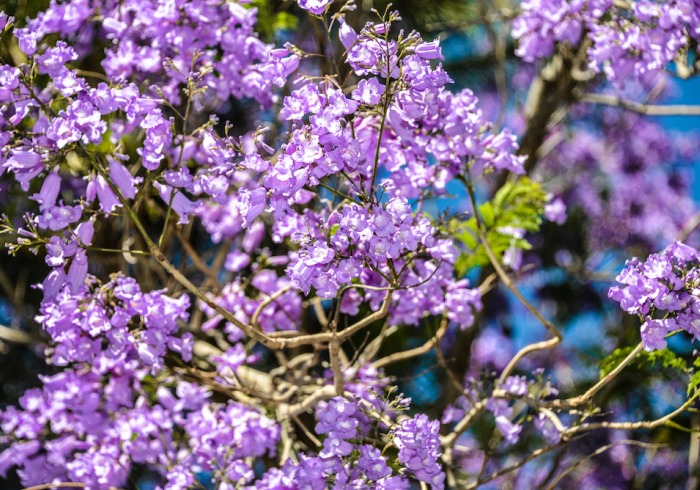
[560,343,643,407]
[463,176,562,382]
[278,385,338,418]
[544,440,663,490]
[465,440,568,489]
[22,484,87,490]
[251,286,293,331]
[567,391,700,434]
[173,227,221,291]
[373,318,448,369]
[678,211,700,242]
[0,324,33,344]
[581,93,700,116]
[441,400,487,451]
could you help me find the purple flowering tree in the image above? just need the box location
[0,0,700,488]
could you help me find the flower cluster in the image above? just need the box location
[393,414,445,488]
[18,0,298,105]
[3,0,685,487]
[0,370,279,490]
[38,274,193,370]
[513,0,700,83]
[537,112,697,252]
[443,374,563,448]
[250,393,420,489]
[512,0,611,62]
[201,269,302,343]
[609,241,700,351]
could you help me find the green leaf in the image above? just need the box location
[599,346,688,379]
[450,177,548,276]
[457,228,478,250]
[272,12,299,31]
[688,371,700,396]
[480,202,495,227]
[455,253,472,278]
[645,348,688,371]
[599,346,637,378]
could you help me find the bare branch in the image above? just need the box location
[567,391,700,434]
[465,440,567,489]
[251,286,293,331]
[373,317,448,369]
[23,483,87,490]
[0,324,33,344]
[463,177,562,382]
[544,440,663,490]
[560,343,643,407]
[338,289,394,341]
[278,385,338,418]
[581,93,700,116]
[441,400,487,451]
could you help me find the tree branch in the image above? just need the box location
[581,93,700,116]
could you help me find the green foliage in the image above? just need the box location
[373,0,512,31]
[249,0,299,42]
[599,347,688,379]
[688,371,700,396]
[598,346,637,378]
[599,344,700,395]
[688,357,700,395]
[451,177,548,276]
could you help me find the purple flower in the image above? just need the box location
[445,282,481,329]
[154,182,201,225]
[414,40,443,60]
[37,42,78,76]
[225,249,250,272]
[109,159,137,200]
[339,21,358,49]
[213,344,249,384]
[138,109,172,170]
[545,197,567,225]
[315,397,359,440]
[357,445,392,480]
[485,398,511,418]
[15,28,37,56]
[4,149,44,190]
[0,65,20,101]
[640,318,669,351]
[304,241,335,266]
[502,376,529,396]
[297,0,333,15]
[35,204,83,231]
[352,77,385,106]
[535,412,562,444]
[39,269,67,300]
[66,250,88,293]
[74,219,95,246]
[240,187,267,227]
[31,172,62,211]
[610,242,700,348]
[393,414,444,489]
[495,415,523,445]
[89,174,120,213]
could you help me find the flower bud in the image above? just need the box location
[32,172,61,211]
[109,159,136,199]
[339,21,357,49]
[414,39,442,60]
[75,218,95,246]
